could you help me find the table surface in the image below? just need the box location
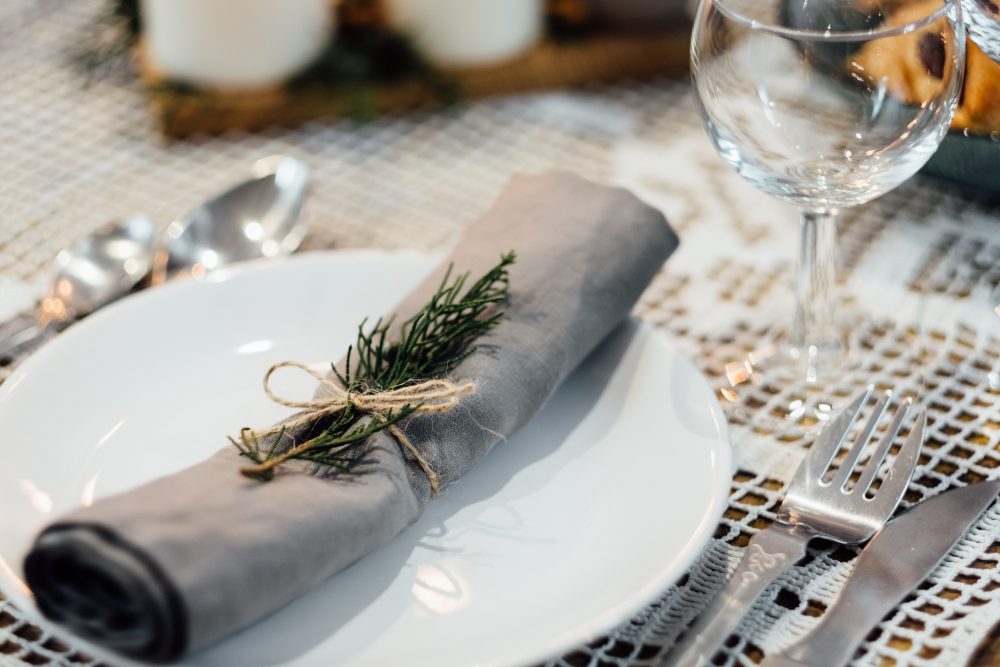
[1,1,999,666]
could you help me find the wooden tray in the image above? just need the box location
[139,29,691,138]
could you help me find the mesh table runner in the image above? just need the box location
[1,2,998,666]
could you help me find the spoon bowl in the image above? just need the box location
[159,155,310,280]
[42,216,158,322]
[0,216,157,361]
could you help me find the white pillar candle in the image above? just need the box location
[140,0,332,89]
[385,0,542,67]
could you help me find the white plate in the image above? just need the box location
[0,250,731,667]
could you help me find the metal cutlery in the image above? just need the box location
[0,155,309,362]
[154,154,309,283]
[761,479,1000,667]
[0,215,157,361]
[665,387,926,667]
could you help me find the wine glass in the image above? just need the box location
[690,0,965,425]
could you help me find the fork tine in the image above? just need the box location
[799,387,872,483]
[831,391,891,491]
[872,407,926,518]
[855,397,911,495]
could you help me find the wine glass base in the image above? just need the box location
[715,324,863,438]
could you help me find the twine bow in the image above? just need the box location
[242,360,475,494]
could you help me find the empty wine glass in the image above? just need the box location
[691,0,965,425]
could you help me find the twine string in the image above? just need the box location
[249,360,474,494]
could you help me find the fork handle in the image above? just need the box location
[0,308,66,362]
[0,309,46,361]
[664,523,810,667]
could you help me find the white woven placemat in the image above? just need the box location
[1,2,998,666]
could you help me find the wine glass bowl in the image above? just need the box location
[692,0,965,210]
[690,0,965,429]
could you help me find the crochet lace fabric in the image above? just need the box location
[1,2,997,666]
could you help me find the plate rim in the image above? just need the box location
[0,249,733,667]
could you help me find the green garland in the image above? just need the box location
[232,252,515,481]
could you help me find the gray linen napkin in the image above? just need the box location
[24,171,678,662]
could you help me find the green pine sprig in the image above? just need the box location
[232,251,515,481]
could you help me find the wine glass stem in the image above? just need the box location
[791,209,838,354]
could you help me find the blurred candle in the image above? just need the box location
[385,0,542,67]
[140,0,332,89]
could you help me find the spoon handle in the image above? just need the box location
[0,309,51,362]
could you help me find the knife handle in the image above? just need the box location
[665,523,809,667]
[778,543,931,667]
[778,601,865,667]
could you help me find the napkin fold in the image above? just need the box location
[24,171,678,662]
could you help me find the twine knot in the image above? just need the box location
[246,360,474,494]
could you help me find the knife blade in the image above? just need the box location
[761,480,1000,667]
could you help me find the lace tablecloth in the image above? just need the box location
[1,2,998,666]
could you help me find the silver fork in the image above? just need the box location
[665,387,926,667]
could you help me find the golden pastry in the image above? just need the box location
[851,0,1000,134]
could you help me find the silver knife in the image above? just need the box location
[761,479,1000,667]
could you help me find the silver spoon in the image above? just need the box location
[155,155,310,282]
[0,215,157,361]
[0,155,310,362]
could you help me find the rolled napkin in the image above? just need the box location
[24,171,678,662]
